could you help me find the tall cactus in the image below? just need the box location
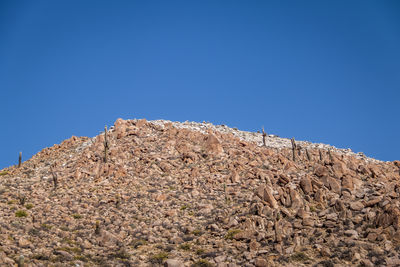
[291,138,296,162]
[104,126,109,163]
[262,127,267,147]
[18,152,22,168]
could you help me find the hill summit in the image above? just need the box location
[1,118,400,267]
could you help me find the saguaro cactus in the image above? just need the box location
[18,152,22,168]
[17,255,24,267]
[291,138,296,162]
[306,148,311,161]
[103,125,109,163]
[262,127,267,147]
[50,164,58,189]
[328,149,333,163]
[95,220,101,235]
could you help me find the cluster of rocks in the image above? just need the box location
[0,118,399,266]
[149,120,373,162]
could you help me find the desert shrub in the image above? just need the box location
[192,259,214,267]
[15,210,27,217]
[224,229,241,240]
[179,243,191,250]
[290,252,310,262]
[72,213,82,219]
[149,252,168,264]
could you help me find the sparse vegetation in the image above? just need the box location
[149,252,168,264]
[15,210,27,217]
[110,248,130,259]
[32,254,50,260]
[192,229,203,236]
[58,246,82,254]
[131,239,147,248]
[18,195,26,205]
[95,220,101,235]
[179,243,191,250]
[180,204,189,210]
[290,252,310,262]
[0,171,8,176]
[225,229,241,240]
[72,213,82,219]
[41,223,52,230]
[192,259,214,267]
[25,203,33,209]
[196,248,205,255]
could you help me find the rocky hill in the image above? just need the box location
[0,118,399,267]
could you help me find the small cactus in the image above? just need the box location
[18,194,26,205]
[95,220,101,235]
[17,255,24,267]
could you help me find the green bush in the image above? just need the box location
[149,252,168,264]
[192,259,214,267]
[179,243,191,250]
[15,210,27,217]
[72,214,82,219]
[224,229,241,240]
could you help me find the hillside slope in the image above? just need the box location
[0,118,400,267]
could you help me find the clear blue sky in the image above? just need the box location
[1,0,399,168]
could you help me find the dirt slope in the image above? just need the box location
[0,118,400,267]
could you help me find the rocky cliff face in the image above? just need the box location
[0,118,399,267]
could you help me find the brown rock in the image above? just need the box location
[367,232,378,242]
[135,118,147,127]
[155,194,167,202]
[114,118,128,139]
[164,259,184,267]
[18,237,31,248]
[249,239,260,251]
[290,188,302,210]
[233,230,255,241]
[332,160,348,178]
[264,186,279,209]
[204,133,224,156]
[341,175,354,191]
[230,171,240,183]
[365,197,382,207]
[314,189,325,203]
[328,177,341,194]
[376,212,393,228]
[300,176,313,194]
[255,257,269,267]
[303,217,314,227]
[350,201,364,211]
[315,165,329,177]
[56,250,73,260]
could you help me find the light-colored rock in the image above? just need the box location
[164,259,184,267]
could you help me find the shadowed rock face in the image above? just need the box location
[0,118,399,267]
